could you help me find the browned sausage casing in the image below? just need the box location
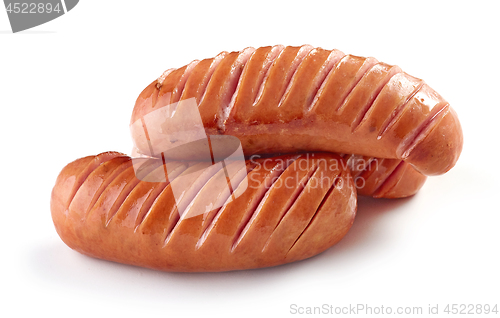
[344,154,426,198]
[51,152,356,272]
[131,45,463,176]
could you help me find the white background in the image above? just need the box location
[1,1,499,317]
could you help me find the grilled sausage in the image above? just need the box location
[51,152,356,272]
[130,45,463,176]
[344,154,426,198]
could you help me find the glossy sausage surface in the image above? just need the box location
[51,152,356,272]
[131,45,463,176]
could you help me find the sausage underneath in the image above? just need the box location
[51,152,357,272]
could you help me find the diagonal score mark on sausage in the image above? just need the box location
[137,182,179,238]
[163,162,225,245]
[157,69,174,88]
[277,47,337,120]
[181,160,249,221]
[80,157,132,221]
[194,52,228,105]
[251,46,314,123]
[368,159,404,194]
[170,60,200,104]
[104,160,164,227]
[263,162,344,256]
[253,46,287,107]
[195,162,259,250]
[351,64,403,132]
[135,162,190,231]
[197,47,255,130]
[345,154,375,179]
[219,47,258,126]
[68,155,129,221]
[306,49,345,113]
[285,174,342,256]
[157,61,201,109]
[229,155,317,254]
[276,45,315,108]
[400,103,449,159]
[230,155,299,252]
[378,80,425,138]
[335,56,379,114]
[162,162,224,244]
[372,160,406,198]
[261,163,319,253]
[109,163,172,230]
[226,45,285,123]
[250,45,285,106]
[66,153,122,209]
[133,162,190,231]
[85,164,135,224]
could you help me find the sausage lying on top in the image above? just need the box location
[131,45,462,177]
